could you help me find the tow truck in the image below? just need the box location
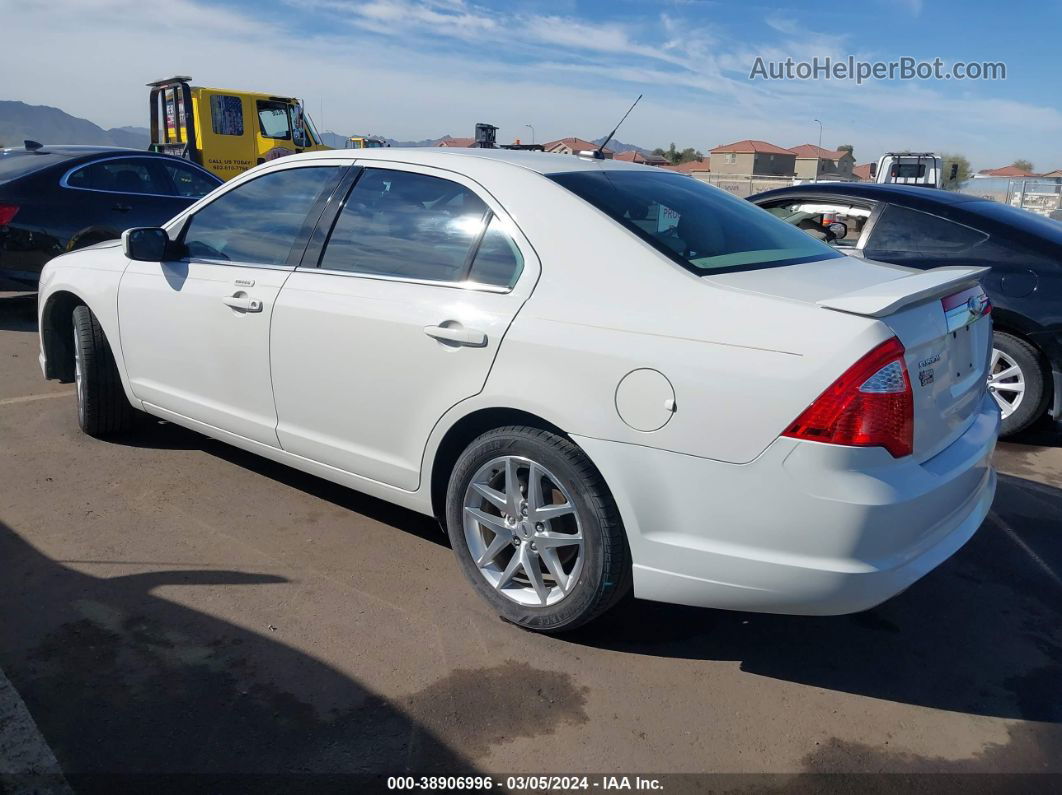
[345,135,388,149]
[147,76,331,181]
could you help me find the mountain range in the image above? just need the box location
[1,99,653,155]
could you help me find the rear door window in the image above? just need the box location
[65,158,171,195]
[209,95,244,136]
[319,168,489,282]
[181,166,341,265]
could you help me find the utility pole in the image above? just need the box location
[814,119,823,149]
[525,124,535,144]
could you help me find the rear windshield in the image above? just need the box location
[0,151,56,183]
[549,170,842,273]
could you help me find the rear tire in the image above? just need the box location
[445,426,631,633]
[72,305,134,438]
[991,331,1049,437]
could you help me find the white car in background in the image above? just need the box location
[37,149,998,632]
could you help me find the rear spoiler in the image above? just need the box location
[817,266,989,318]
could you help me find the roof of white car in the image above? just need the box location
[296,146,657,176]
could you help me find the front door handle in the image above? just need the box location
[222,295,263,313]
[112,203,132,212]
[424,324,487,347]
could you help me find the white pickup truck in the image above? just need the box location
[870,152,958,189]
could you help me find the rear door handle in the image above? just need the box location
[112,203,132,212]
[222,295,263,313]
[424,324,487,347]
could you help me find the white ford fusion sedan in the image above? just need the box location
[37,148,998,632]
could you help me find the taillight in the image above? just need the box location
[0,204,19,226]
[782,337,914,458]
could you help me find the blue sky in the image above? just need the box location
[2,0,1060,169]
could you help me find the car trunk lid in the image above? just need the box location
[712,259,993,461]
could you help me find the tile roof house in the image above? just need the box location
[614,150,669,166]
[543,137,614,158]
[852,163,874,182]
[1040,169,1062,178]
[789,144,856,180]
[975,165,1038,178]
[709,139,796,176]
[660,158,710,175]
[435,137,476,148]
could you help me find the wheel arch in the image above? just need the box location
[40,289,87,381]
[65,225,122,252]
[427,406,574,523]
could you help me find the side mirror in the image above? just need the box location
[869,163,878,179]
[122,227,169,261]
[827,221,848,240]
[949,163,959,181]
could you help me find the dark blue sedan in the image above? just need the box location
[0,143,220,288]
[751,182,1062,436]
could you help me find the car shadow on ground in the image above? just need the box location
[563,472,1061,728]
[0,292,38,332]
[0,520,475,792]
[114,418,450,549]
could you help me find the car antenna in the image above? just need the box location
[24,140,45,153]
[594,94,643,160]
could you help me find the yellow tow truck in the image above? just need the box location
[147,76,331,181]
[345,135,388,149]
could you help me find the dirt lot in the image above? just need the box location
[1,291,1060,788]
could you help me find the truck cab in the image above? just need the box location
[871,152,954,189]
[345,135,388,149]
[147,76,331,181]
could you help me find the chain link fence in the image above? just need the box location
[958,177,1062,218]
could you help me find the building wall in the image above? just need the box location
[710,151,756,175]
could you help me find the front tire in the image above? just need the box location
[990,331,1049,437]
[445,426,631,633]
[72,305,134,438]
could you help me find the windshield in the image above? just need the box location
[550,171,842,273]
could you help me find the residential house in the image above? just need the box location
[660,158,710,176]
[709,140,795,176]
[852,163,874,182]
[435,137,475,148]
[789,144,856,180]
[974,165,1038,178]
[542,137,614,158]
[614,150,669,166]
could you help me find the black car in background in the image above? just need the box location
[0,144,220,287]
[750,182,1062,437]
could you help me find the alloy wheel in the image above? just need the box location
[987,347,1025,419]
[462,455,584,607]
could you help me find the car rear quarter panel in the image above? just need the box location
[445,165,894,465]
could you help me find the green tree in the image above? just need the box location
[838,144,854,155]
[1012,159,1035,173]
[940,153,971,189]
[652,143,704,165]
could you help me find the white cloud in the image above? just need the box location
[0,0,1056,169]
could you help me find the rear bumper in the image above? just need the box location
[575,395,999,615]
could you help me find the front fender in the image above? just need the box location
[38,249,141,408]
